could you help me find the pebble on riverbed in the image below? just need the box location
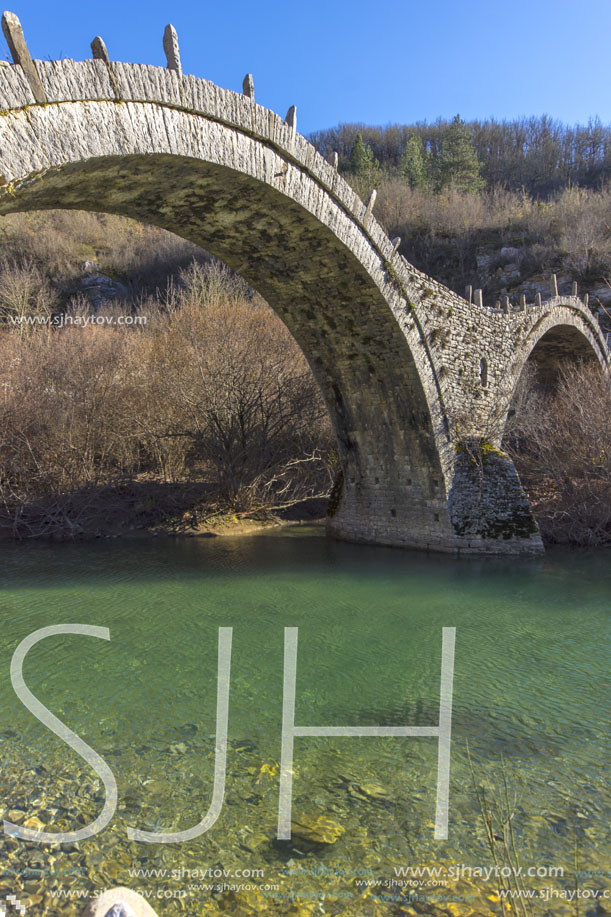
[290,813,345,845]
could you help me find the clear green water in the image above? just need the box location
[0,532,609,916]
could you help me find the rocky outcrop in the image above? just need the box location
[474,245,611,332]
[78,261,128,310]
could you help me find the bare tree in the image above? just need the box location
[504,362,611,544]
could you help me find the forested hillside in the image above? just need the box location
[310,116,611,195]
[309,117,611,318]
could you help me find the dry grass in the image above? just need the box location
[0,210,203,297]
[0,254,334,538]
[372,181,611,301]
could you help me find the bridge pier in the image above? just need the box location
[326,469,455,553]
[447,444,543,554]
[326,445,544,555]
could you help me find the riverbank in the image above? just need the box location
[0,485,328,541]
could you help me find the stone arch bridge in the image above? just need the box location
[0,12,607,555]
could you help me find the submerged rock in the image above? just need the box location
[290,812,345,845]
[348,781,391,802]
[82,887,157,916]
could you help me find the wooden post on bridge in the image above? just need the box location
[90,34,120,98]
[365,189,377,221]
[91,36,110,63]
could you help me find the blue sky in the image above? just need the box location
[5,0,611,135]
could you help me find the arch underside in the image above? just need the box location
[522,324,602,388]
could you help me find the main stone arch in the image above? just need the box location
[0,36,607,554]
[0,103,453,551]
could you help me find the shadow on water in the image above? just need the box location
[0,526,577,588]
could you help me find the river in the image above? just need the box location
[0,531,609,915]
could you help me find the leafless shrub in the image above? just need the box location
[555,186,611,278]
[375,180,534,237]
[137,266,334,506]
[0,257,335,536]
[504,362,611,544]
[0,257,57,329]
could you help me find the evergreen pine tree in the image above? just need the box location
[399,134,429,190]
[349,132,372,173]
[347,132,380,192]
[437,115,485,192]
